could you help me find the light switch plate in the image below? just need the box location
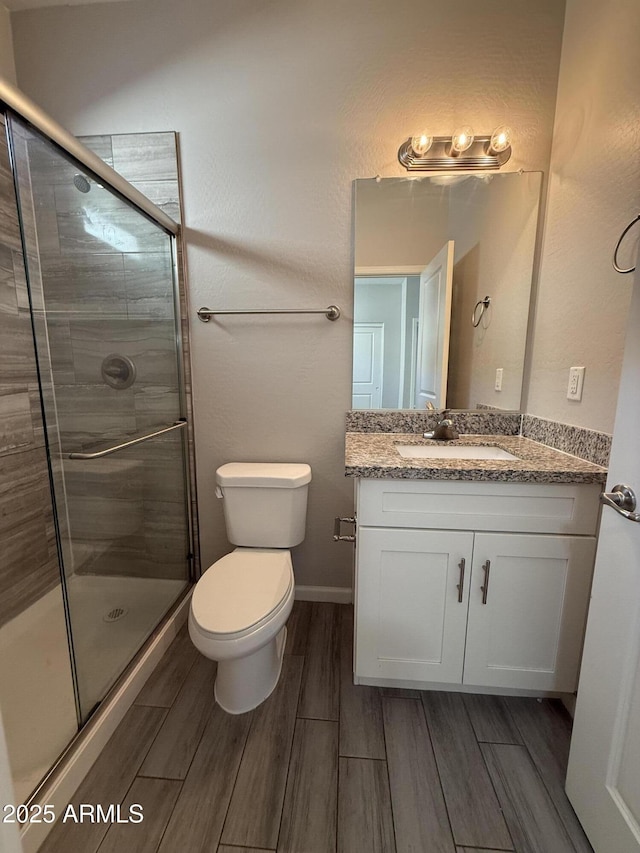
[495,368,503,391]
[567,366,585,401]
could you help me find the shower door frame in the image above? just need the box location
[0,78,197,804]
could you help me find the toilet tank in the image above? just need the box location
[216,463,312,547]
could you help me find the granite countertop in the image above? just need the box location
[345,433,607,484]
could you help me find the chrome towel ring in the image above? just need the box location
[613,214,640,274]
[472,296,491,327]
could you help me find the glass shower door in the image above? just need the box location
[8,115,191,721]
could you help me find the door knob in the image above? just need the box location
[600,484,640,522]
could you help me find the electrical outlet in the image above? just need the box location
[567,366,585,401]
[494,368,503,391]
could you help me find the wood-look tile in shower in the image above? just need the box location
[78,134,115,169]
[0,310,40,385]
[142,505,190,569]
[111,133,178,183]
[69,319,179,387]
[39,253,127,316]
[11,249,30,311]
[0,136,22,254]
[0,388,35,454]
[124,252,174,319]
[45,318,76,385]
[133,386,181,432]
[137,439,186,502]
[31,184,62,256]
[23,135,79,187]
[54,383,137,446]
[0,450,53,569]
[54,194,167,256]
[0,244,18,315]
[130,180,180,223]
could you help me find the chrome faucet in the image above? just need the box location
[424,409,460,441]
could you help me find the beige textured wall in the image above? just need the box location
[0,5,16,84]
[448,173,541,411]
[527,0,640,433]
[11,0,565,590]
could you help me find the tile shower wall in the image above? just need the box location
[28,131,198,579]
[0,115,60,627]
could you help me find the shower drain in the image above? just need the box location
[103,607,128,623]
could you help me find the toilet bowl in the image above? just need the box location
[188,462,311,714]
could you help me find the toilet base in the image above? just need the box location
[214,626,287,715]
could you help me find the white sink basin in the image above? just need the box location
[395,444,520,461]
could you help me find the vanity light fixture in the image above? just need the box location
[486,125,512,156]
[398,125,513,171]
[410,132,433,157]
[450,126,475,156]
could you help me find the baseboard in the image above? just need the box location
[295,585,353,604]
[21,593,191,853]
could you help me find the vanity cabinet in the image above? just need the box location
[354,479,600,694]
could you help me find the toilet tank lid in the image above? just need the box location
[216,462,312,488]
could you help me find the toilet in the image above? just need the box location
[188,462,312,714]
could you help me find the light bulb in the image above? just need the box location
[450,126,475,155]
[410,132,433,157]
[488,125,512,154]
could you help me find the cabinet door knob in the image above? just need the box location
[457,558,466,603]
[480,559,491,604]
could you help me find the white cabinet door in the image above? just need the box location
[463,533,596,692]
[355,527,473,683]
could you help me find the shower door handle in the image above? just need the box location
[68,420,187,459]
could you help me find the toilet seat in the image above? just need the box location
[191,548,293,641]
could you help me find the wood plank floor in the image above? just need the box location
[41,603,593,853]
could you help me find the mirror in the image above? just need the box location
[352,171,542,411]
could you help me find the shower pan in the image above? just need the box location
[0,84,194,809]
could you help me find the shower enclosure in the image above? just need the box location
[0,86,194,807]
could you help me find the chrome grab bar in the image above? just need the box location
[197,305,341,323]
[600,484,640,522]
[68,420,187,460]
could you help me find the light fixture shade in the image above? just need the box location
[410,132,433,157]
[450,126,475,155]
[487,125,512,155]
[398,131,513,171]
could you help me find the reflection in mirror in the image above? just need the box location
[352,172,542,411]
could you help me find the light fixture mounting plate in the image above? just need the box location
[398,135,511,171]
